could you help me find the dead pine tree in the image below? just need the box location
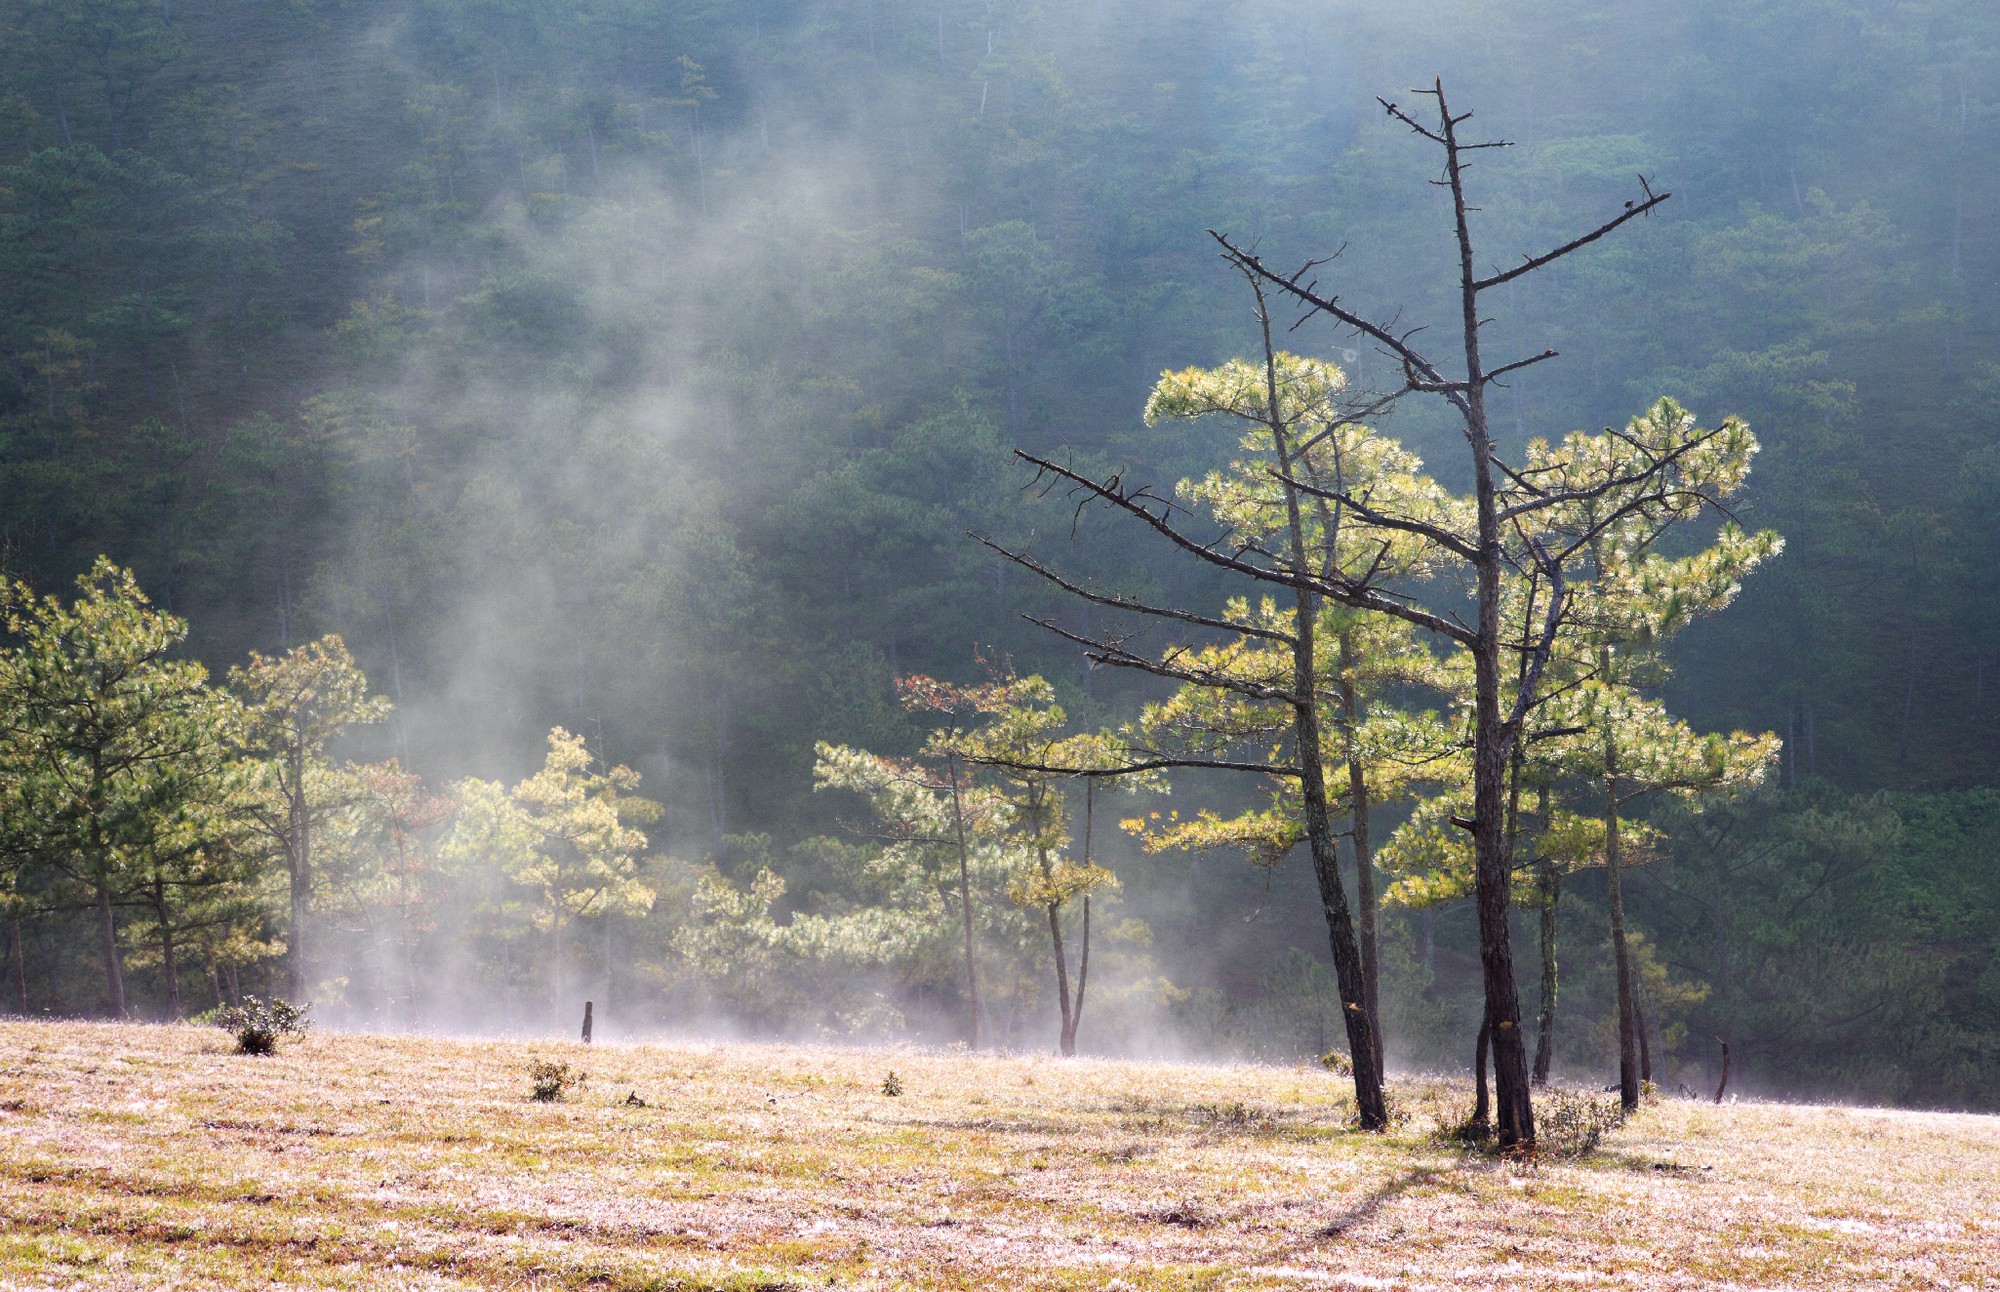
[1211,82,1706,1150]
[995,80,1747,1150]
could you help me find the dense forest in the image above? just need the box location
[3,0,1998,1118]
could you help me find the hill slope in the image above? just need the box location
[0,1022,1994,1289]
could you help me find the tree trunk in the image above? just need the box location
[1069,785,1096,1055]
[1472,1003,1492,1133]
[159,924,182,1021]
[1263,313,1386,1130]
[97,884,127,1018]
[148,874,184,1021]
[947,752,982,1048]
[1338,661,1385,1077]
[1635,996,1652,1087]
[287,745,311,1003]
[1074,895,1090,1044]
[1443,92,1536,1149]
[1533,861,1560,1085]
[1036,779,1077,1057]
[7,919,27,1014]
[554,909,567,1019]
[1605,771,1639,1112]
[1044,893,1073,1055]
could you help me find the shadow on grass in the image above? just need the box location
[1312,1164,1449,1240]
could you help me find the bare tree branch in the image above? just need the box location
[971,533,1295,644]
[1473,183,1673,293]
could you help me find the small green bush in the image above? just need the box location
[205,997,310,1055]
[529,1060,586,1102]
[1537,1087,1627,1157]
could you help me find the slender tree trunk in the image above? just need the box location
[1261,293,1386,1129]
[1635,997,1652,1087]
[1605,769,1640,1112]
[1072,894,1090,1052]
[554,909,567,1018]
[1472,1003,1492,1132]
[946,751,982,1048]
[149,874,184,1020]
[1338,660,1385,1076]
[1442,92,1535,1150]
[97,883,127,1018]
[1069,782,1096,1053]
[286,745,311,1003]
[1533,860,1560,1085]
[1034,778,1076,1056]
[7,919,25,1014]
[160,925,182,1021]
[1043,890,1073,1055]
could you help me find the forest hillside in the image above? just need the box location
[3,0,1999,1117]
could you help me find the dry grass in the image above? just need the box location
[1,1021,1995,1290]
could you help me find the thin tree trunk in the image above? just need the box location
[148,872,184,1021]
[1035,778,1076,1056]
[1338,657,1384,1076]
[8,919,27,1014]
[97,884,127,1018]
[1635,997,1652,1087]
[554,909,566,1018]
[1472,1003,1492,1133]
[159,924,182,1021]
[1070,783,1096,1051]
[1260,288,1386,1130]
[1072,894,1090,1050]
[1440,90,1536,1149]
[1044,893,1073,1055]
[1605,769,1639,1112]
[947,751,982,1048]
[287,743,311,1003]
[1533,860,1559,1085]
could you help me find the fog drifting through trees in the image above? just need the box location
[3,0,1999,1117]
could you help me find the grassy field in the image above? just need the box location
[1,1022,1995,1290]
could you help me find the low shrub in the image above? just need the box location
[1537,1087,1627,1157]
[528,1060,586,1102]
[204,997,310,1055]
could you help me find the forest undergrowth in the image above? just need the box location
[0,1021,1993,1290]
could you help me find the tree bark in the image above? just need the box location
[286,740,311,1003]
[1035,779,1077,1056]
[1604,767,1640,1112]
[1438,89,1536,1151]
[1533,861,1560,1085]
[1071,894,1090,1053]
[1472,1003,1493,1133]
[1045,894,1073,1055]
[1635,997,1652,1087]
[1338,655,1385,1077]
[1265,336,1385,1129]
[946,751,983,1049]
[1069,783,1096,1054]
[97,883,127,1018]
[7,919,27,1014]
[159,923,182,1020]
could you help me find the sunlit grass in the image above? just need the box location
[2,1020,1995,1289]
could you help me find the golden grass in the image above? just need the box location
[1,1020,1994,1289]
